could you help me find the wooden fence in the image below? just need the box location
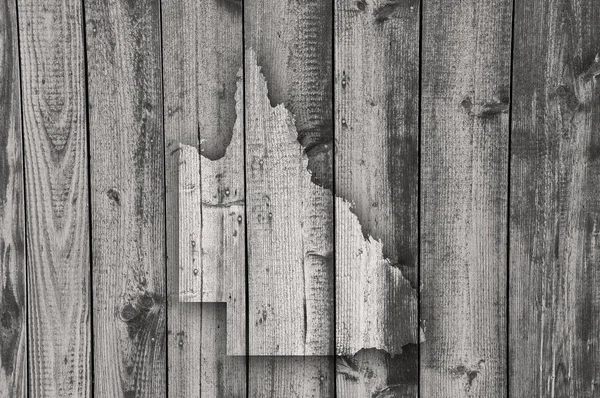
[1,0,599,396]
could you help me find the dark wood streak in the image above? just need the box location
[0,6,26,393]
[334,0,419,395]
[421,0,511,396]
[17,0,92,395]
[84,0,166,395]
[246,0,334,189]
[510,0,600,396]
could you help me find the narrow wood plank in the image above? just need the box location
[84,1,166,396]
[245,48,334,356]
[510,1,600,396]
[244,0,335,393]
[160,0,201,394]
[0,0,26,396]
[161,0,245,395]
[333,0,420,395]
[420,0,512,396]
[17,0,91,395]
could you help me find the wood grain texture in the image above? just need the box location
[510,1,600,396]
[84,0,166,396]
[177,145,202,302]
[245,49,334,356]
[245,0,334,188]
[249,357,334,398]
[160,0,201,395]
[198,75,245,356]
[420,0,512,396]
[17,0,91,395]
[244,0,335,393]
[336,198,417,356]
[161,0,245,394]
[0,0,26,396]
[333,0,420,395]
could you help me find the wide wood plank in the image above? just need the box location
[17,0,91,395]
[161,0,245,395]
[245,48,334,356]
[420,0,512,396]
[84,0,166,396]
[0,0,26,396]
[333,0,420,395]
[510,1,600,396]
[244,0,335,393]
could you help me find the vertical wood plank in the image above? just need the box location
[161,0,245,395]
[84,0,166,396]
[333,0,420,395]
[17,0,91,395]
[244,0,335,394]
[420,0,512,396]
[0,0,26,396]
[159,0,201,393]
[244,47,335,395]
[510,1,600,396]
[245,48,334,356]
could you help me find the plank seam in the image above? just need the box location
[12,0,30,394]
[506,0,516,396]
[418,0,423,396]
[80,0,95,394]
[331,0,337,395]
[157,0,169,395]
[242,1,250,396]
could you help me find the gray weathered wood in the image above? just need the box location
[160,0,201,395]
[198,76,245,356]
[84,0,166,395]
[245,48,334,356]
[420,0,512,396]
[17,0,91,395]
[510,1,600,396]
[333,0,420,395]
[0,0,26,396]
[161,0,245,394]
[244,0,335,393]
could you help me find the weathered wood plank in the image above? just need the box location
[161,0,245,395]
[0,0,26,396]
[17,0,91,395]
[160,1,201,395]
[84,0,166,396]
[333,0,420,395]
[245,48,334,357]
[420,0,512,396]
[244,0,335,392]
[249,357,334,397]
[198,75,245,356]
[510,1,600,396]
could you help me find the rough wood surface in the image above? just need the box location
[162,0,245,395]
[244,0,335,393]
[84,0,166,396]
[420,0,512,396]
[510,1,600,396]
[245,49,334,357]
[335,198,417,356]
[17,0,91,395]
[333,0,420,395]
[245,0,333,188]
[0,0,26,396]
[198,75,245,356]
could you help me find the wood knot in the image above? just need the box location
[120,304,138,322]
[137,294,154,309]
[107,188,120,205]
